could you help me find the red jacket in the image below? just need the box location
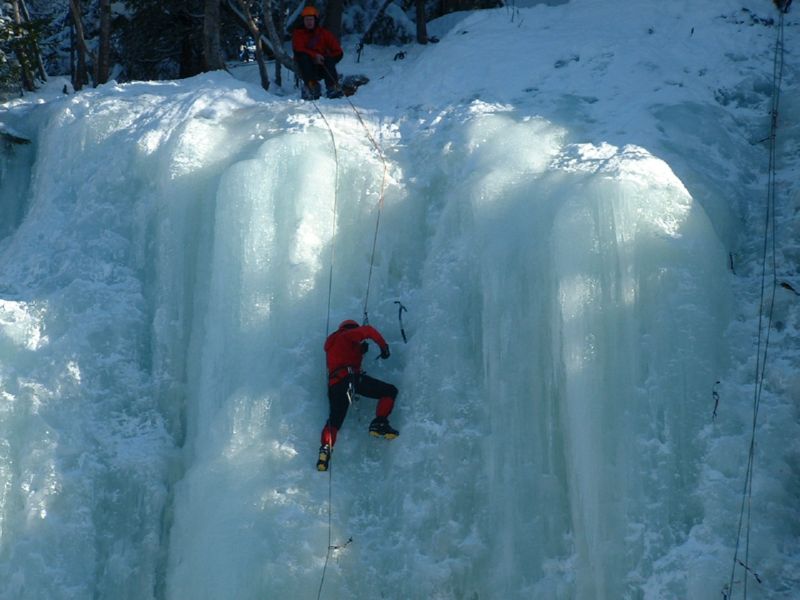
[325,324,388,382]
[292,25,343,62]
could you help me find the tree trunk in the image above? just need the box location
[70,23,75,87]
[235,0,269,91]
[441,0,500,13]
[323,0,343,39]
[203,0,225,71]
[68,0,93,90]
[262,0,288,86]
[97,0,111,84]
[415,0,428,44]
[262,0,296,74]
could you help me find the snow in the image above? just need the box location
[1,1,799,599]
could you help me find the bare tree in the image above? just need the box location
[203,0,225,71]
[68,0,94,90]
[265,0,283,86]
[68,0,115,88]
[234,0,270,90]
[262,0,295,84]
[225,0,294,75]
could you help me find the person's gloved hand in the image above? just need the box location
[361,341,369,354]
[379,346,391,360]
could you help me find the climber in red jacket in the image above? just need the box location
[317,319,399,471]
[292,6,344,100]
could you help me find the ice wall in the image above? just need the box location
[0,86,180,599]
[0,134,33,242]
[0,81,756,600]
[346,113,731,600]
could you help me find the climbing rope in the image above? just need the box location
[308,93,342,600]
[339,92,389,326]
[315,455,339,600]
[318,64,390,325]
[725,10,785,600]
[314,98,340,338]
[311,74,387,599]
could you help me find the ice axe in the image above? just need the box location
[394,301,408,343]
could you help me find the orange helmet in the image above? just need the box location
[301,6,318,17]
[338,320,359,330]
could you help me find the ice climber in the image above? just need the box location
[292,6,344,100]
[317,320,399,472]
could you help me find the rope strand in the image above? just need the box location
[311,66,389,598]
[311,77,386,599]
[320,64,390,324]
[310,94,339,600]
[344,94,388,325]
[314,98,340,338]
[316,459,334,600]
[726,12,785,599]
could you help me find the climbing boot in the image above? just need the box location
[317,444,331,471]
[369,417,399,439]
[302,80,321,100]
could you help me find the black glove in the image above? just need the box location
[360,341,369,355]
[379,346,390,360]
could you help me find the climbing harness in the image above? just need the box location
[725,10,786,599]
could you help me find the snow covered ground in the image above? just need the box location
[0,1,798,598]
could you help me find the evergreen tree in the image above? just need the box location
[118,0,205,80]
[0,1,47,95]
[14,0,497,86]
[117,0,243,80]
[0,10,21,95]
